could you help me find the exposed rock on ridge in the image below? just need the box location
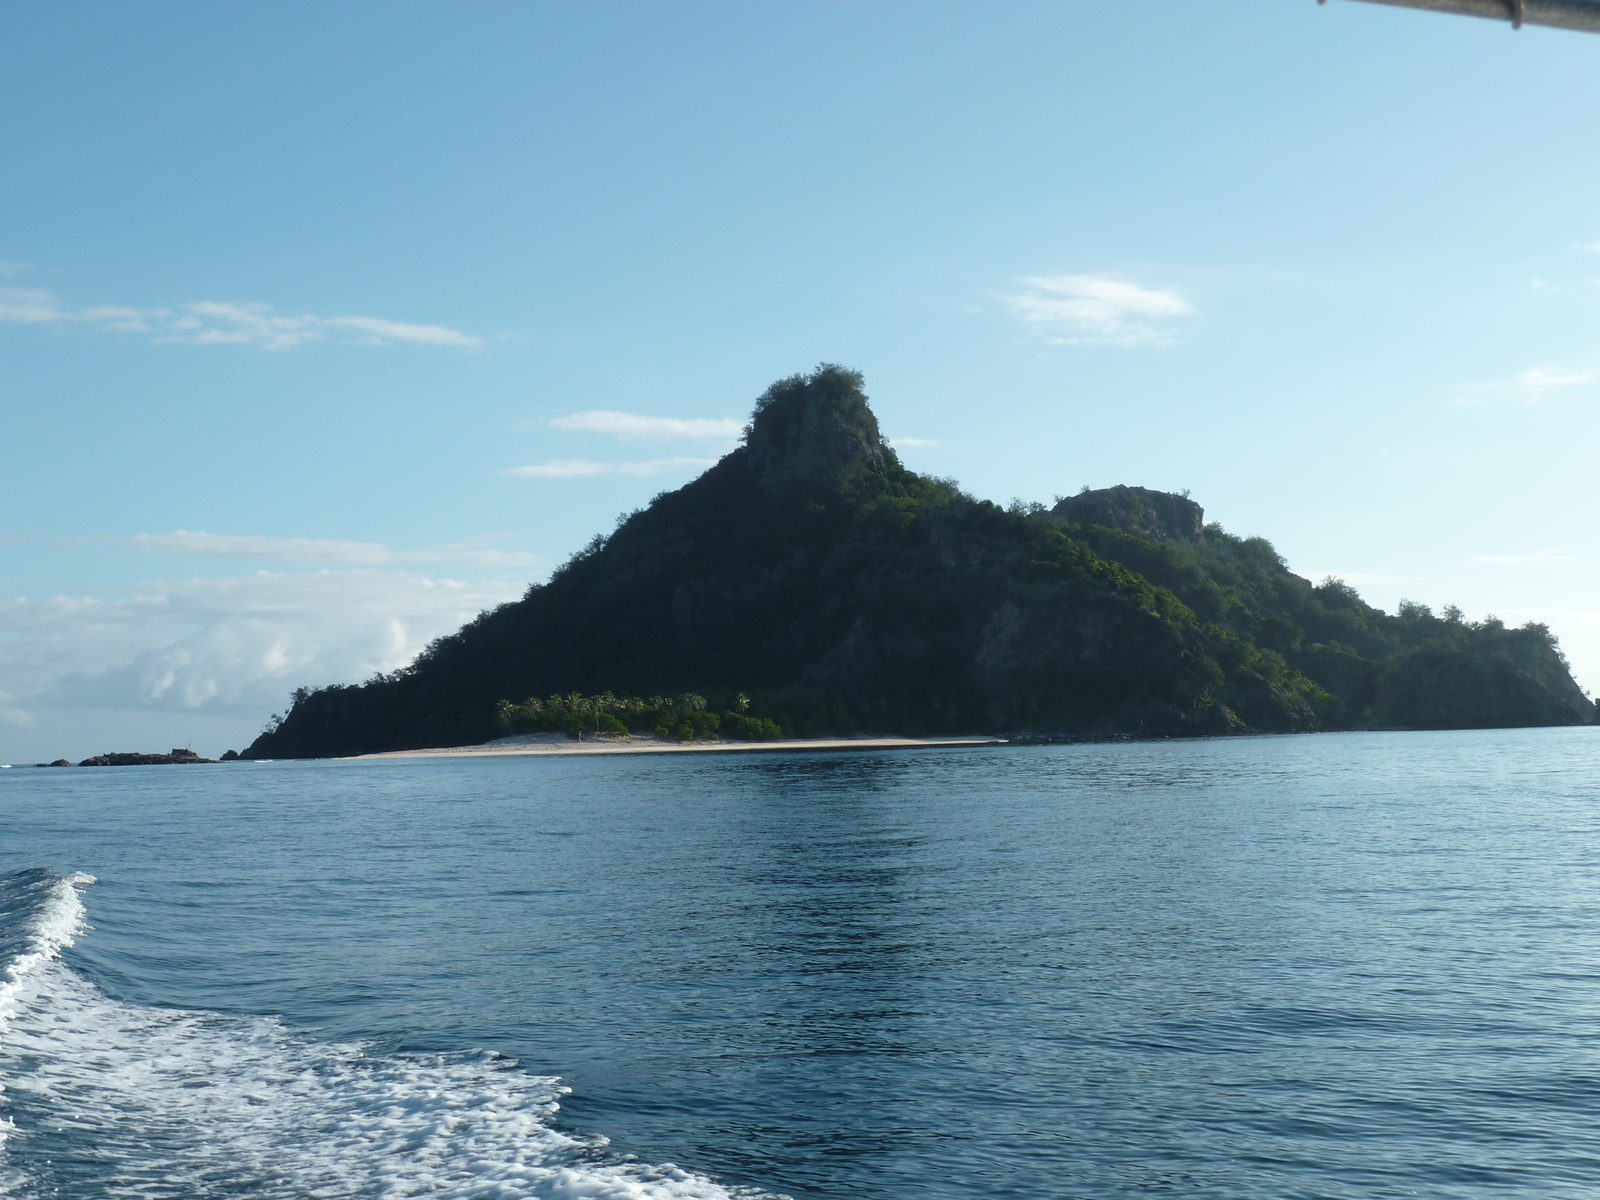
[743,366,888,493]
[1053,485,1206,543]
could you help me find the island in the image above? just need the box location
[245,366,1597,760]
[77,749,216,766]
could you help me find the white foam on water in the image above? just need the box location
[0,868,95,1191]
[0,869,92,1039]
[0,871,775,1200]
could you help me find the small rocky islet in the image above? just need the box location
[39,749,241,767]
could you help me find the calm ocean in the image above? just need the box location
[3,729,1599,1198]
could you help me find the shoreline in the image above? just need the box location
[351,734,1009,761]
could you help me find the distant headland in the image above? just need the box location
[245,366,1598,760]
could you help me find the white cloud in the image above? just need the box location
[0,287,479,350]
[1517,367,1595,399]
[1000,274,1194,346]
[0,287,66,323]
[501,457,719,479]
[129,530,541,569]
[889,437,939,448]
[1572,240,1600,253]
[614,457,720,475]
[322,315,481,348]
[0,261,36,278]
[1473,550,1575,565]
[547,410,744,441]
[502,460,614,479]
[0,570,523,738]
[1459,366,1597,405]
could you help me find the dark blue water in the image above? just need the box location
[3,729,1600,1198]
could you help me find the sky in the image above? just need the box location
[3,0,1599,762]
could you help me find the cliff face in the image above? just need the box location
[744,368,888,493]
[245,367,1594,758]
[1052,486,1205,544]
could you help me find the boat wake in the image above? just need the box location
[0,868,770,1199]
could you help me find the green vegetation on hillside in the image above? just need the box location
[1053,502,1591,731]
[497,691,781,742]
[245,367,1594,759]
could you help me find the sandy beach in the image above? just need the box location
[354,732,1008,761]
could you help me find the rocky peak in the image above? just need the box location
[742,364,886,492]
[1051,485,1205,543]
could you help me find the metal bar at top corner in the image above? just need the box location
[1324,0,1600,34]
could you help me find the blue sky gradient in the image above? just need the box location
[4,0,1599,760]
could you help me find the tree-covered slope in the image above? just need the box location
[246,367,1595,757]
[1053,489,1594,731]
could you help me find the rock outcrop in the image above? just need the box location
[743,366,888,494]
[1052,485,1205,543]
